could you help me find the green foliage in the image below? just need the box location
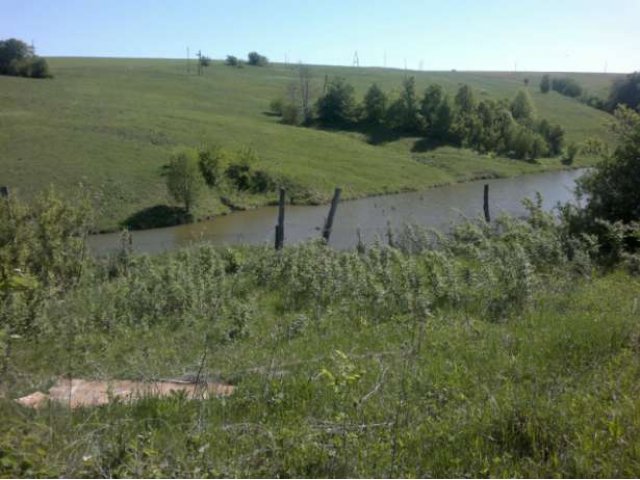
[577,106,640,224]
[421,84,452,140]
[225,55,240,67]
[362,83,387,125]
[551,77,583,98]
[540,74,550,93]
[225,147,276,193]
[0,38,51,78]
[164,149,204,213]
[316,77,357,126]
[607,71,640,112]
[510,89,536,125]
[247,51,268,67]
[197,146,224,187]
[561,142,579,165]
[454,84,476,113]
[3,186,640,476]
[393,76,424,133]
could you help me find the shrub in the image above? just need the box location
[363,83,387,125]
[607,71,640,112]
[164,149,204,213]
[269,97,284,116]
[540,74,550,93]
[551,77,583,98]
[197,146,224,187]
[225,55,239,66]
[561,142,579,165]
[510,90,536,125]
[247,51,268,66]
[316,77,357,126]
[0,38,51,78]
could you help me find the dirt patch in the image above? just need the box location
[16,377,234,409]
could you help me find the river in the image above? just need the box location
[88,169,585,255]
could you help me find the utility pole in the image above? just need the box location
[353,51,359,67]
[187,47,190,74]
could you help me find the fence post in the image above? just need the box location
[0,186,8,198]
[275,188,285,250]
[483,184,491,223]
[322,187,342,243]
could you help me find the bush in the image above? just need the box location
[225,55,240,67]
[561,142,579,165]
[269,98,284,116]
[164,149,204,213]
[225,147,276,193]
[316,77,357,126]
[363,83,387,125]
[551,77,583,98]
[0,38,51,78]
[197,146,224,187]
[607,72,640,112]
[247,51,268,67]
[510,90,536,125]
[540,74,550,94]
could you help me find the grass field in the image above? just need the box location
[2,210,640,476]
[0,58,621,230]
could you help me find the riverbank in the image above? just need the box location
[0,58,614,232]
[97,151,594,236]
[88,167,587,255]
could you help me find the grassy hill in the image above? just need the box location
[0,57,621,230]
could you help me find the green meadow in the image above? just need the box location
[0,57,620,230]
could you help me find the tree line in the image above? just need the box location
[0,38,51,78]
[272,75,569,162]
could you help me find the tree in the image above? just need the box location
[363,83,387,125]
[577,106,640,223]
[551,77,583,98]
[540,74,550,93]
[165,149,204,214]
[607,72,640,112]
[386,77,423,133]
[510,90,536,125]
[247,51,268,66]
[0,38,51,78]
[316,77,357,126]
[454,84,476,114]
[225,55,240,67]
[421,84,451,139]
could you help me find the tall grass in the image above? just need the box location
[1,191,640,477]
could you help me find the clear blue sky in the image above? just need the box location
[2,0,638,73]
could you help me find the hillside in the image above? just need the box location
[0,57,620,230]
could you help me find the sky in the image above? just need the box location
[2,0,639,73]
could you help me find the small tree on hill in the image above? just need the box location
[165,149,204,214]
[247,51,268,66]
[510,90,536,125]
[607,72,640,112]
[540,74,550,93]
[363,83,387,125]
[0,38,51,78]
[454,84,476,114]
[316,77,357,126]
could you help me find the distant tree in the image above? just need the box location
[421,84,452,139]
[165,149,204,214]
[578,106,640,223]
[561,142,579,165]
[199,55,211,67]
[0,38,51,78]
[387,77,423,133]
[363,83,387,124]
[454,84,476,114]
[523,78,529,87]
[316,77,357,126]
[607,72,640,112]
[510,90,536,125]
[247,51,269,66]
[197,146,224,187]
[540,74,550,93]
[551,77,583,98]
[225,55,240,67]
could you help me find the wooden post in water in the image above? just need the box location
[0,186,8,198]
[275,188,285,250]
[322,187,342,243]
[483,184,491,223]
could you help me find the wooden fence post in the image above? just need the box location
[483,184,490,223]
[322,187,341,243]
[275,188,285,250]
